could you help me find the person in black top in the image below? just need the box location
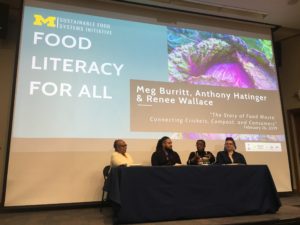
[216,137,246,165]
[187,139,215,165]
[151,136,182,166]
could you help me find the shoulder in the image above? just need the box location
[111,151,119,157]
[234,151,245,157]
[217,151,225,155]
[172,150,180,156]
[189,152,196,156]
[216,151,228,158]
[111,151,125,159]
[151,151,159,157]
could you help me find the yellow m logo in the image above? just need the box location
[33,14,56,27]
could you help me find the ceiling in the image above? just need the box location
[1,0,300,40]
[124,0,300,30]
[200,0,300,30]
[121,0,300,41]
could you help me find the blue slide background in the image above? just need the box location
[13,6,169,138]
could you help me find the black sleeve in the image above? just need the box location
[151,152,159,166]
[207,151,215,164]
[187,152,196,165]
[239,153,247,165]
[215,151,224,164]
[175,152,182,164]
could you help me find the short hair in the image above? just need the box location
[196,139,206,147]
[225,137,236,149]
[113,139,122,150]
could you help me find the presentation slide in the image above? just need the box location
[5,1,291,206]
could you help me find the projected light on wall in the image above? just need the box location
[4,1,291,207]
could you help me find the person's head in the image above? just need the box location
[113,139,127,155]
[156,136,172,152]
[224,137,236,152]
[196,139,206,151]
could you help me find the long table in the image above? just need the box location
[106,165,281,224]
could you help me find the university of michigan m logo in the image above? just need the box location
[33,14,56,28]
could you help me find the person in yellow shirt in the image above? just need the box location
[110,139,134,167]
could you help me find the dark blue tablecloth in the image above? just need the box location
[106,165,281,224]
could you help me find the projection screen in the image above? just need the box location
[5,0,291,206]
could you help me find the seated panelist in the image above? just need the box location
[187,139,215,165]
[216,137,246,165]
[151,136,182,166]
[110,139,134,167]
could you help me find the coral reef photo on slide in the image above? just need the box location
[168,27,278,91]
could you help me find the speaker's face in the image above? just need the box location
[196,140,205,151]
[225,140,235,152]
[116,140,127,154]
[163,138,173,151]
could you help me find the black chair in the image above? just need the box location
[100,165,111,211]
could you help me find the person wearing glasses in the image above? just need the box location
[215,137,247,165]
[110,139,134,167]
